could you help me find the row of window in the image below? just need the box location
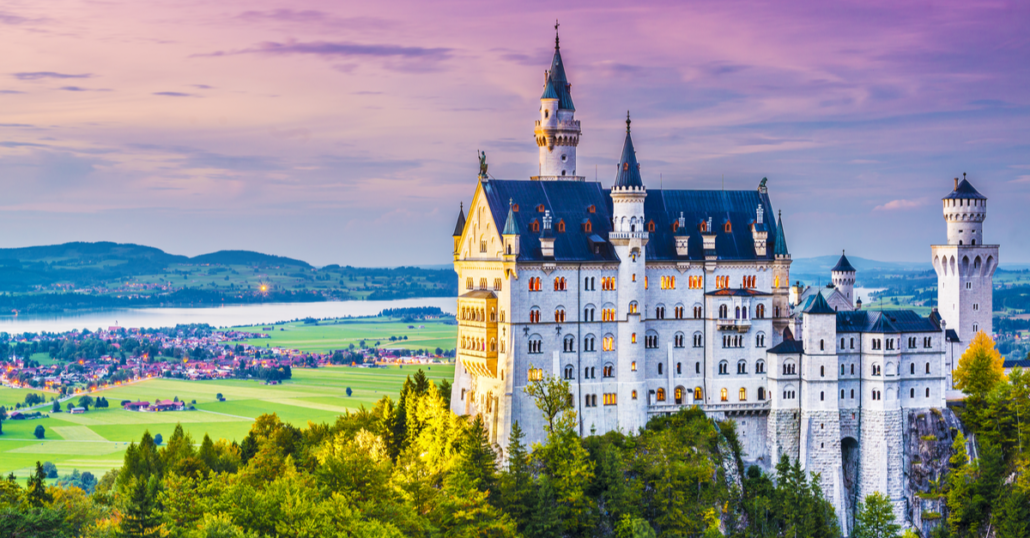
[536,331,776,353]
[465,277,504,291]
[535,303,768,323]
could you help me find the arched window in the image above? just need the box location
[720,388,728,401]
[820,339,824,351]
[756,360,765,374]
[739,388,747,401]
[675,387,684,404]
[656,388,666,402]
[756,304,765,319]
[658,363,664,375]
[693,332,703,347]
[674,332,685,348]
[529,307,541,324]
[719,304,728,318]
[563,365,574,379]
[735,306,741,319]
[820,365,825,377]
[737,360,747,374]
[528,336,542,354]
[694,387,703,400]
[718,361,728,375]
[554,307,566,323]
[632,390,637,400]
[629,301,638,314]
[603,363,614,377]
[758,387,765,400]
[563,335,575,352]
[756,333,766,348]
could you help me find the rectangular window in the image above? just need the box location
[493,278,502,291]
[527,368,543,381]
[479,278,487,290]
[480,241,487,253]
[465,277,473,290]
[603,393,617,406]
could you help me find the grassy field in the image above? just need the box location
[0,364,453,479]
[225,317,457,353]
[0,386,56,409]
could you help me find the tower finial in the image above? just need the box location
[555,19,560,49]
[626,111,631,133]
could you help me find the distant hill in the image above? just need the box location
[0,241,187,264]
[791,255,932,277]
[190,250,310,268]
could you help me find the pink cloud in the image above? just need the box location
[873,199,924,211]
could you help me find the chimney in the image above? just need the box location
[955,177,959,190]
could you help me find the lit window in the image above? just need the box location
[720,388,728,402]
[631,361,637,372]
[739,388,747,401]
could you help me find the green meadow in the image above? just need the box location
[225,316,457,353]
[0,364,453,479]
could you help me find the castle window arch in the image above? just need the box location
[563,365,574,380]
[562,334,575,352]
[528,335,543,354]
[658,363,663,375]
[694,387,704,400]
[820,339,824,351]
[783,360,796,375]
[656,388,666,402]
[529,307,541,324]
[583,333,596,352]
[719,304,728,318]
[692,332,703,347]
[756,304,765,319]
[602,333,615,352]
[756,359,765,374]
[645,331,659,349]
[756,332,766,348]
[739,388,747,401]
[603,363,614,377]
[674,331,685,348]
[628,301,638,315]
[720,388,728,401]
[736,360,747,375]
[584,304,596,322]
[674,386,685,404]
[554,306,566,323]
[718,360,729,375]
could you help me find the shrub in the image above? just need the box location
[154,433,163,445]
[922,511,942,520]
[34,425,45,439]
[346,387,352,397]
[42,461,57,479]
[920,434,937,441]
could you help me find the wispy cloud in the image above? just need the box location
[14,72,91,81]
[1009,175,1030,184]
[874,199,924,211]
[59,86,110,92]
[196,40,452,62]
[153,91,193,97]
[0,89,24,94]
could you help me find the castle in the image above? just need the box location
[449,31,998,532]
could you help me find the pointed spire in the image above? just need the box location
[773,209,789,257]
[452,202,466,237]
[502,198,519,235]
[614,111,643,189]
[832,249,856,273]
[544,24,574,111]
[804,289,835,315]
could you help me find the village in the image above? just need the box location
[0,320,451,408]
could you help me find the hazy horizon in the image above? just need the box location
[3,0,1029,266]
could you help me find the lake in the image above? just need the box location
[0,297,457,334]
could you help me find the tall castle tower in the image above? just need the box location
[534,26,583,180]
[931,175,998,384]
[831,251,857,308]
[609,114,648,432]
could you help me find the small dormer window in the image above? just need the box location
[557,219,565,233]
[672,220,678,232]
[587,205,596,213]
[647,220,655,232]
[544,109,549,119]
[724,221,732,233]
[623,162,629,171]
[582,220,592,232]
[561,154,567,162]
[530,219,540,232]
[537,204,545,213]
[699,221,707,232]
[512,204,519,212]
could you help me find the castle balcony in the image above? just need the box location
[532,175,586,182]
[534,119,581,131]
[457,291,499,379]
[646,401,770,418]
[717,318,751,332]
[458,352,498,379]
[608,231,650,241]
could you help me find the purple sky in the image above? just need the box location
[2,0,1029,266]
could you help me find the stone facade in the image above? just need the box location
[449,32,996,536]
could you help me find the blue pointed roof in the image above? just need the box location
[943,178,986,200]
[502,199,519,235]
[540,77,558,100]
[804,291,835,315]
[614,113,643,189]
[452,203,466,237]
[546,38,575,111]
[832,251,856,272]
[773,210,789,256]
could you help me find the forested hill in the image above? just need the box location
[0,241,457,310]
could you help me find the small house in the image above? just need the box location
[70,407,85,414]
[153,400,184,412]
[124,401,150,411]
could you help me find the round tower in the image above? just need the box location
[533,26,582,180]
[831,250,856,307]
[608,112,648,432]
[943,173,987,246]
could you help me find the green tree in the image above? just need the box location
[118,475,163,537]
[955,331,1005,432]
[78,395,94,410]
[995,480,1030,538]
[0,406,6,435]
[34,425,45,439]
[26,461,52,507]
[453,414,498,497]
[853,492,900,538]
[498,421,534,534]
[51,400,60,413]
[523,367,576,435]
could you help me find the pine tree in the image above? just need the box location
[26,461,52,507]
[853,492,900,538]
[454,414,497,497]
[955,331,1006,432]
[118,475,163,538]
[498,421,535,533]
[995,483,1030,538]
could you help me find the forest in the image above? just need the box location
[1,334,1029,537]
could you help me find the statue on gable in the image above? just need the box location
[478,150,489,180]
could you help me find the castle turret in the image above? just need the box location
[608,112,647,433]
[931,174,998,393]
[533,26,582,180]
[452,202,466,259]
[831,251,856,307]
[772,210,792,342]
[501,199,519,260]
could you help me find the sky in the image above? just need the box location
[2,0,1029,267]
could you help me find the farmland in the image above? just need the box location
[0,364,453,479]
[224,316,458,354]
